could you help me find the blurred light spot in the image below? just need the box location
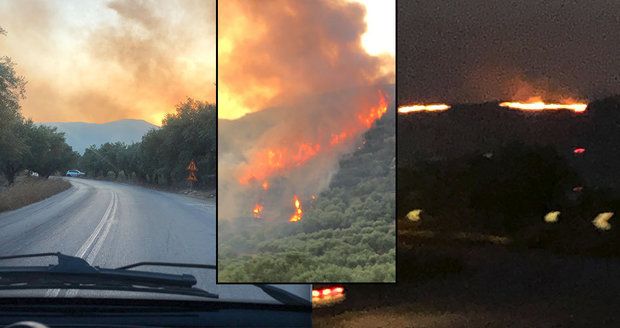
[544,211,560,223]
[593,212,614,231]
[406,209,422,222]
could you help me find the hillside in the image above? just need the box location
[218,99,396,282]
[398,96,620,192]
[398,96,620,256]
[42,119,157,154]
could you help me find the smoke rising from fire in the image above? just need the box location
[218,0,393,120]
[0,0,215,125]
[398,0,620,105]
[218,0,394,221]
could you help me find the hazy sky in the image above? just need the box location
[398,0,620,105]
[0,0,215,125]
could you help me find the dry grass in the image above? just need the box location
[0,177,71,213]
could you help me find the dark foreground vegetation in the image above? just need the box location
[218,107,396,282]
[314,98,620,327]
[399,97,620,257]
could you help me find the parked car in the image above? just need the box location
[65,170,85,177]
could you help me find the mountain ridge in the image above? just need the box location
[41,119,158,154]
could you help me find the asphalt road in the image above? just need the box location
[0,177,309,302]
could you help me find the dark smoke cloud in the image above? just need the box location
[398,0,620,104]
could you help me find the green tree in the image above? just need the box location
[0,28,28,184]
[25,125,78,178]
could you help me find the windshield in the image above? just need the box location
[0,0,312,306]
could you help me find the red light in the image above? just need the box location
[312,290,320,297]
[322,288,331,296]
[573,147,586,154]
[573,186,583,192]
[333,287,344,294]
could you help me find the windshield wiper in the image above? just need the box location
[118,263,311,307]
[0,253,218,299]
[0,253,311,307]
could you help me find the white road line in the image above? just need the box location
[76,192,115,258]
[47,191,118,298]
[85,193,117,263]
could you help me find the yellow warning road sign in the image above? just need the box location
[187,160,198,183]
[187,160,198,172]
[187,171,198,182]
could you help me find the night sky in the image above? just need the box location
[397,0,620,104]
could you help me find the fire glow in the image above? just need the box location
[398,104,451,114]
[252,204,264,218]
[237,92,388,185]
[499,98,587,113]
[289,195,303,222]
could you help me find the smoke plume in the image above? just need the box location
[0,0,215,125]
[218,0,394,221]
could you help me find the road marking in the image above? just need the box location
[47,191,118,298]
[76,192,116,258]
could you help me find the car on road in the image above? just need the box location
[65,170,86,177]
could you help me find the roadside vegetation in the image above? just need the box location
[1,26,215,213]
[1,27,77,187]
[0,177,71,212]
[78,99,216,190]
[218,108,395,282]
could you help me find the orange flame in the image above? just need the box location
[499,97,587,113]
[252,203,264,218]
[358,92,388,128]
[237,91,388,185]
[289,195,303,222]
[398,104,451,114]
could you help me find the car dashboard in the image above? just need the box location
[0,298,311,327]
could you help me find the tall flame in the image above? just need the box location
[289,195,303,222]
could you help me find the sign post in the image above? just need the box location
[186,160,198,191]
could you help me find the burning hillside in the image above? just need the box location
[218,0,394,224]
[399,98,588,115]
[398,96,620,191]
[219,85,394,222]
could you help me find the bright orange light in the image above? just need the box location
[252,203,263,218]
[236,91,388,185]
[289,195,303,222]
[398,104,451,114]
[333,287,344,294]
[357,91,388,128]
[499,98,587,113]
